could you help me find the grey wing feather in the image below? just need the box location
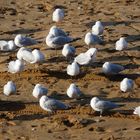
[52,36,72,45]
[110,64,124,73]
[57,28,67,36]
[46,99,67,111]
[92,35,103,44]
[95,101,118,111]
[21,37,37,46]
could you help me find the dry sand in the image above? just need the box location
[0,0,140,140]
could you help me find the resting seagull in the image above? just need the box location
[102,62,124,75]
[39,95,69,112]
[14,34,37,47]
[90,97,118,117]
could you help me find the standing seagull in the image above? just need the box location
[8,59,24,73]
[67,83,82,99]
[115,37,128,51]
[32,84,48,99]
[84,32,103,48]
[120,78,134,92]
[3,81,16,96]
[39,96,69,112]
[67,61,80,76]
[133,106,140,117]
[90,97,118,117]
[62,44,75,61]
[14,34,37,47]
[52,8,64,23]
[92,21,104,36]
[102,62,124,75]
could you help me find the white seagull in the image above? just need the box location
[115,37,128,51]
[0,40,16,51]
[120,78,134,92]
[3,81,16,96]
[92,21,104,36]
[52,8,64,22]
[49,26,67,37]
[102,62,124,75]
[8,59,24,73]
[46,33,79,49]
[17,47,45,64]
[67,83,82,99]
[84,32,103,48]
[67,61,80,76]
[32,84,48,99]
[90,97,118,116]
[133,106,140,117]
[62,44,75,60]
[39,95,69,112]
[75,48,97,65]
[14,34,37,47]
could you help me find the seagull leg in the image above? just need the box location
[100,110,103,117]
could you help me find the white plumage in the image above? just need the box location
[67,61,80,76]
[90,97,118,116]
[102,62,124,75]
[39,96,68,112]
[52,8,64,22]
[3,81,16,96]
[67,83,81,98]
[0,40,16,51]
[92,21,104,36]
[14,34,37,47]
[8,59,24,73]
[133,106,140,117]
[62,44,75,59]
[32,84,48,99]
[115,37,128,51]
[75,48,97,65]
[120,78,134,92]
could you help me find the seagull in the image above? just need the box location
[32,84,48,99]
[8,59,24,73]
[30,49,45,64]
[46,33,79,49]
[84,32,103,48]
[14,34,37,47]
[133,106,140,117]
[17,47,45,64]
[39,95,69,112]
[120,78,134,92]
[67,83,82,99]
[115,37,128,51]
[49,26,68,37]
[3,81,16,96]
[67,61,80,76]
[92,21,104,36]
[90,97,118,117]
[52,8,64,22]
[62,44,75,61]
[102,62,124,75]
[75,48,97,65]
[0,40,16,51]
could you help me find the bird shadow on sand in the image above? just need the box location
[108,97,140,103]
[85,20,140,28]
[98,73,140,81]
[0,100,25,111]
[40,68,87,80]
[4,28,42,35]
